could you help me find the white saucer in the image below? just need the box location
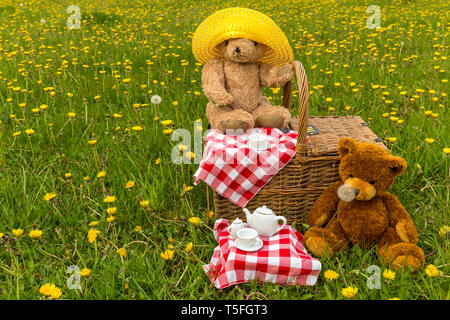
[233,238,263,252]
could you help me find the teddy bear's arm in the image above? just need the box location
[201,58,233,106]
[383,192,418,244]
[306,181,343,227]
[259,63,294,88]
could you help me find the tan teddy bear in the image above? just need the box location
[202,38,294,133]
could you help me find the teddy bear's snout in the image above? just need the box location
[338,178,377,202]
[235,47,241,53]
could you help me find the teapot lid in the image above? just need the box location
[256,205,274,215]
[231,218,243,224]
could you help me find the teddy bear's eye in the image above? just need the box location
[349,174,353,178]
[253,41,258,46]
[369,180,375,185]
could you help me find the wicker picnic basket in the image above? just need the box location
[212,60,387,224]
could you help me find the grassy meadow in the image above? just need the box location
[0,0,448,300]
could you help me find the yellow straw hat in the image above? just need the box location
[192,7,294,66]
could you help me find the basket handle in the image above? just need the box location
[282,60,309,155]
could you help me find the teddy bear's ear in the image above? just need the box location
[338,138,357,157]
[385,155,407,176]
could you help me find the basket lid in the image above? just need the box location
[289,116,387,157]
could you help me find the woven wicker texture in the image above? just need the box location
[192,7,294,65]
[211,60,387,224]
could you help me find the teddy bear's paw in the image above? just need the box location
[221,119,251,132]
[382,243,424,272]
[255,113,284,129]
[391,255,423,272]
[305,236,332,257]
[215,93,234,106]
[275,64,294,83]
[276,64,293,77]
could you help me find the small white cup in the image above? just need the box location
[247,134,271,151]
[227,219,247,239]
[235,228,260,248]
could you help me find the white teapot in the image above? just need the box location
[243,205,287,237]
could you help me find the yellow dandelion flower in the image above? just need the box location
[97,171,106,178]
[163,128,173,135]
[12,228,24,238]
[29,230,42,240]
[13,131,22,137]
[80,268,91,277]
[188,217,201,227]
[425,138,435,144]
[425,264,440,277]
[43,192,57,201]
[160,120,173,126]
[88,221,99,227]
[443,148,450,155]
[324,270,339,281]
[132,126,143,132]
[134,226,142,232]
[116,248,127,257]
[155,158,161,165]
[87,229,100,243]
[40,283,56,296]
[125,181,135,189]
[438,225,450,237]
[185,242,194,252]
[68,112,76,118]
[64,172,72,179]
[341,286,358,299]
[383,269,396,280]
[325,97,333,103]
[387,137,397,143]
[88,139,98,146]
[103,196,117,203]
[160,249,174,260]
[139,200,149,208]
[107,207,117,215]
[25,129,35,135]
[106,216,116,223]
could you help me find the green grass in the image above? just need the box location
[0,0,448,300]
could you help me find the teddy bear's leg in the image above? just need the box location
[304,218,349,257]
[206,102,255,133]
[252,102,291,129]
[377,227,424,271]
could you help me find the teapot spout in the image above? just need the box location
[243,208,252,224]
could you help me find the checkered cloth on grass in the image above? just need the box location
[203,219,322,289]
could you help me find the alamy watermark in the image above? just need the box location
[366,5,381,30]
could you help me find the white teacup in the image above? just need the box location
[247,134,271,151]
[235,228,260,248]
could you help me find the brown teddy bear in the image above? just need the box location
[202,38,294,133]
[304,138,425,271]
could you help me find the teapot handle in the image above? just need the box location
[275,216,287,234]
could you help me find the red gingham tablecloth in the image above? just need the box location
[193,128,298,207]
[203,219,322,289]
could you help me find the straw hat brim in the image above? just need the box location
[192,7,294,66]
